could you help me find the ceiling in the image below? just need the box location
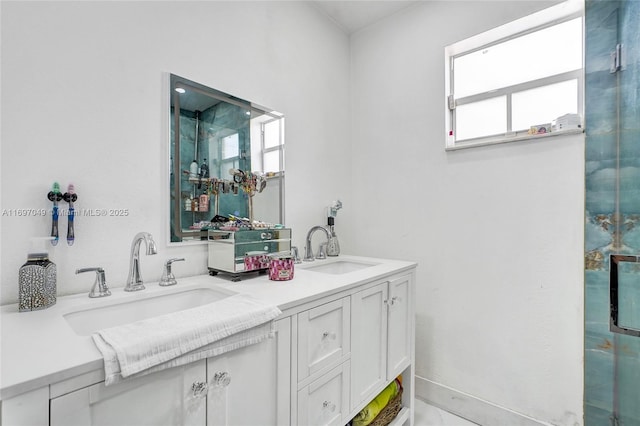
[312,1,420,34]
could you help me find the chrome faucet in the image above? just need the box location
[303,226,331,262]
[126,232,158,292]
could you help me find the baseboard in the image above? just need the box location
[415,375,553,426]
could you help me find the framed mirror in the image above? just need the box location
[169,74,285,243]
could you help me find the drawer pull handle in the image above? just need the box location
[323,400,336,412]
[322,331,336,340]
[213,371,231,387]
[191,381,209,398]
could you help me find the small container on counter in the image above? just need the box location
[269,254,294,281]
[19,238,57,312]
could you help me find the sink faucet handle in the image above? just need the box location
[76,267,111,298]
[291,246,302,264]
[160,258,185,287]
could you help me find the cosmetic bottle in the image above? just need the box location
[199,193,209,212]
[19,238,57,312]
[190,160,199,179]
[200,159,209,179]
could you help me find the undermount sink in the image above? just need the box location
[64,287,232,336]
[302,260,378,275]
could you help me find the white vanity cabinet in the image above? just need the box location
[292,270,415,426]
[350,274,414,417]
[0,257,416,426]
[48,318,290,426]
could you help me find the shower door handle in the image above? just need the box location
[610,254,640,337]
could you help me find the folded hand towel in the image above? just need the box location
[92,293,281,386]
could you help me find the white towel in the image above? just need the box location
[92,293,281,386]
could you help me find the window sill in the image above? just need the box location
[445,128,584,151]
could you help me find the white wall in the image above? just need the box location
[349,2,584,425]
[0,1,352,304]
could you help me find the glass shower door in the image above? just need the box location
[585,0,640,425]
[613,0,640,424]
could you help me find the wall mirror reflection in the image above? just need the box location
[169,74,285,243]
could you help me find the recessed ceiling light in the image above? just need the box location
[175,87,186,94]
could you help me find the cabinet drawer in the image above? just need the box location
[297,361,350,426]
[297,297,350,381]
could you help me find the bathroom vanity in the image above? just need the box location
[0,255,416,426]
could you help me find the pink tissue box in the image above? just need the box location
[244,254,270,272]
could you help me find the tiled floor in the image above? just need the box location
[414,398,478,425]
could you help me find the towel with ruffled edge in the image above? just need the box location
[92,293,281,386]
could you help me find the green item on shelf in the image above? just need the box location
[352,379,401,426]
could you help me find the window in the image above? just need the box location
[250,113,285,175]
[261,118,284,173]
[445,1,584,150]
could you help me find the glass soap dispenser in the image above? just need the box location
[19,237,57,312]
[327,216,340,257]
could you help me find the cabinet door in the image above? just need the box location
[50,360,207,426]
[297,361,350,426]
[207,318,290,426]
[350,283,388,410]
[297,297,350,381]
[387,274,413,380]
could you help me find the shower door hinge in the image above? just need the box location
[610,43,625,73]
[448,95,456,111]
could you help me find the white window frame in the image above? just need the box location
[444,0,584,151]
[260,116,285,175]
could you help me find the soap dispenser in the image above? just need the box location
[19,237,57,312]
[327,216,340,257]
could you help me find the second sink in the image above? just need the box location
[302,260,378,275]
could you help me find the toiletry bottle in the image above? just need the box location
[185,196,192,212]
[190,160,199,179]
[19,237,57,312]
[199,193,209,212]
[200,159,209,179]
[327,217,340,256]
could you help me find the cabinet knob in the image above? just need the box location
[213,371,231,387]
[385,296,400,306]
[322,331,337,340]
[322,400,336,412]
[191,381,209,398]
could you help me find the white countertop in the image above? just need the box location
[0,255,415,400]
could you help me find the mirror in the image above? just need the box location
[169,74,285,243]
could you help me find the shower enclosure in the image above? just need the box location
[584,0,640,424]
